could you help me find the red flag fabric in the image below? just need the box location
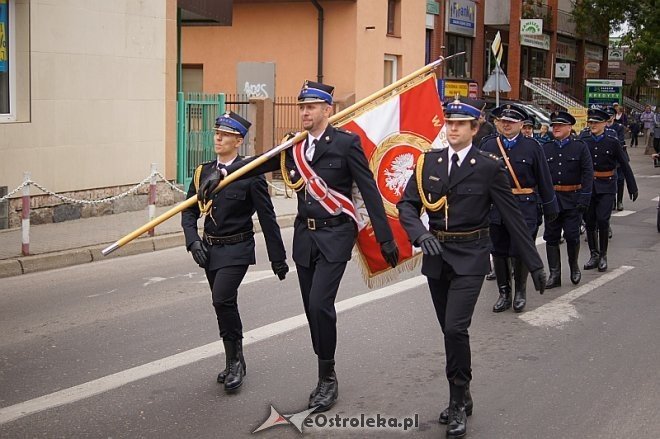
[337,74,447,286]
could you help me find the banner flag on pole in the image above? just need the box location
[334,74,447,287]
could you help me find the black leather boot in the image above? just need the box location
[567,241,581,285]
[446,383,467,438]
[223,339,246,391]
[583,230,599,270]
[439,382,472,424]
[309,359,338,413]
[598,227,609,272]
[616,183,624,211]
[492,256,512,312]
[217,349,246,384]
[545,245,561,289]
[512,257,528,313]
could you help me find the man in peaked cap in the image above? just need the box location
[479,104,558,313]
[605,106,629,211]
[541,111,593,288]
[398,99,546,438]
[521,113,536,139]
[578,108,638,271]
[181,111,288,392]
[199,80,399,413]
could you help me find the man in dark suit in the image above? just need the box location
[397,99,546,438]
[541,111,593,288]
[199,81,399,412]
[479,104,558,313]
[579,108,638,271]
[181,111,288,392]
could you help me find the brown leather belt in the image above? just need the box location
[594,170,615,178]
[431,228,490,242]
[298,215,351,231]
[554,184,582,192]
[512,188,534,195]
[204,231,254,245]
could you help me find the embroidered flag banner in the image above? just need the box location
[335,74,447,286]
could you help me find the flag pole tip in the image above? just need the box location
[101,243,119,256]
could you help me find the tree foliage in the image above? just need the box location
[572,0,659,85]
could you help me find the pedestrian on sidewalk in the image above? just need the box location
[579,108,638,272]
[198,81,399,413]
[654,107,660,154]
[541,111,593,289]
[640,105,655,149]
[397,98,546,439]
[181,111,288,393]
[479,104,558,313]
[629,111,641,147]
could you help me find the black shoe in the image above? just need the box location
[485,269,496,281]
[446,384,467,438]
[492,256,512,312]
[512,257,528,312]
[584,231,599,270]
[616,202,624,211]
[608,226,613,239]
[567,242,581,285]
[545,245,561,289]
[439,384,472,424]
[309,359,338,413]
[598,228,609,272]
[223,339,246,392]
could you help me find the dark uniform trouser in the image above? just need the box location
[206,265,250,341]
[543,208,582,246]
[490,221,537,256]
[585,193,615,231]
[296,239,348,361]
[427,263,483,387]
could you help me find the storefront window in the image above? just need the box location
[445,34,472,78]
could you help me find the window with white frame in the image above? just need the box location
[0,0,16,121]
[384,54,399,87]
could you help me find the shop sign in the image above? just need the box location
[520,19,543,35]
[446,0,476,37]
[585,79,623,108]
[555,63,571,78]
[608,61,620,69]
[426,0,440,15]
[520,33,550,51]
[608,48,624,60]
[556,41,577,61]
[585,45,604,61]
[584,61,601,74]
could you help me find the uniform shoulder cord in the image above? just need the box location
[194,165,213,216]
[416,153,448,218]
[281,150,305,192]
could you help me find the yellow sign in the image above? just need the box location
[567,106,588,132]
[444,81,469,99]
[0,0,6,71]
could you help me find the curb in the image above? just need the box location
[0,214,296,279]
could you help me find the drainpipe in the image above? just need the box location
[311,0,324,83]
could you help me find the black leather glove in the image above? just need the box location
[576,204,588,214]
[629,191,638,202]
[544,211,559,223]
[197,168,223,204]
[271,260,289,280]
[530,268,546,295]
[380,240,399,268]
[189,240,209,268]
[416,232,443,256]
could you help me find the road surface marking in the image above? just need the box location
[0,276,425,425]
[86,289,118,299]
[519,265,634,328]
[611,210,636,217]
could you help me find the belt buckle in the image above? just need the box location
[307,218,316,230]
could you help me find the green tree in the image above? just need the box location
[572,0,659,85]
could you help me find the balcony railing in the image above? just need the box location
[556,9,576,37]
[521,1,552,31]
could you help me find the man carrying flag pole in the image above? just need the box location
[198,80,400,413]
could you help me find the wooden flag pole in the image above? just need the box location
[102,53,465,256]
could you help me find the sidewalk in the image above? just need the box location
[0,195,298,278]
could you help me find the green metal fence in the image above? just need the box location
[176,92,226,188]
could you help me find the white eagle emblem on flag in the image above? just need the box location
[384,153,415,196]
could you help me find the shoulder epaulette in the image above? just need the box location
[477,150,499,160]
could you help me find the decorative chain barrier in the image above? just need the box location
[154,171,187,195]
[0,181,30,202]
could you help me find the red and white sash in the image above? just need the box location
[292,140,358,223]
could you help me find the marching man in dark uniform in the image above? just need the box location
[542,111,593,288]
[480,104,558,313]
[606,106,628,212]
[198,81,399,413]
[397,99,546,438]
[521,114,536,139]
[181,112,288,392]
[579,108,638,271]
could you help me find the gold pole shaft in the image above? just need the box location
[102,53,464,256]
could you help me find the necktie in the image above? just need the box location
[449,153,459,183]
[305,139,317,162]
[216,162,225,170]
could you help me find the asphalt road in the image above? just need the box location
[1,176,659,438]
